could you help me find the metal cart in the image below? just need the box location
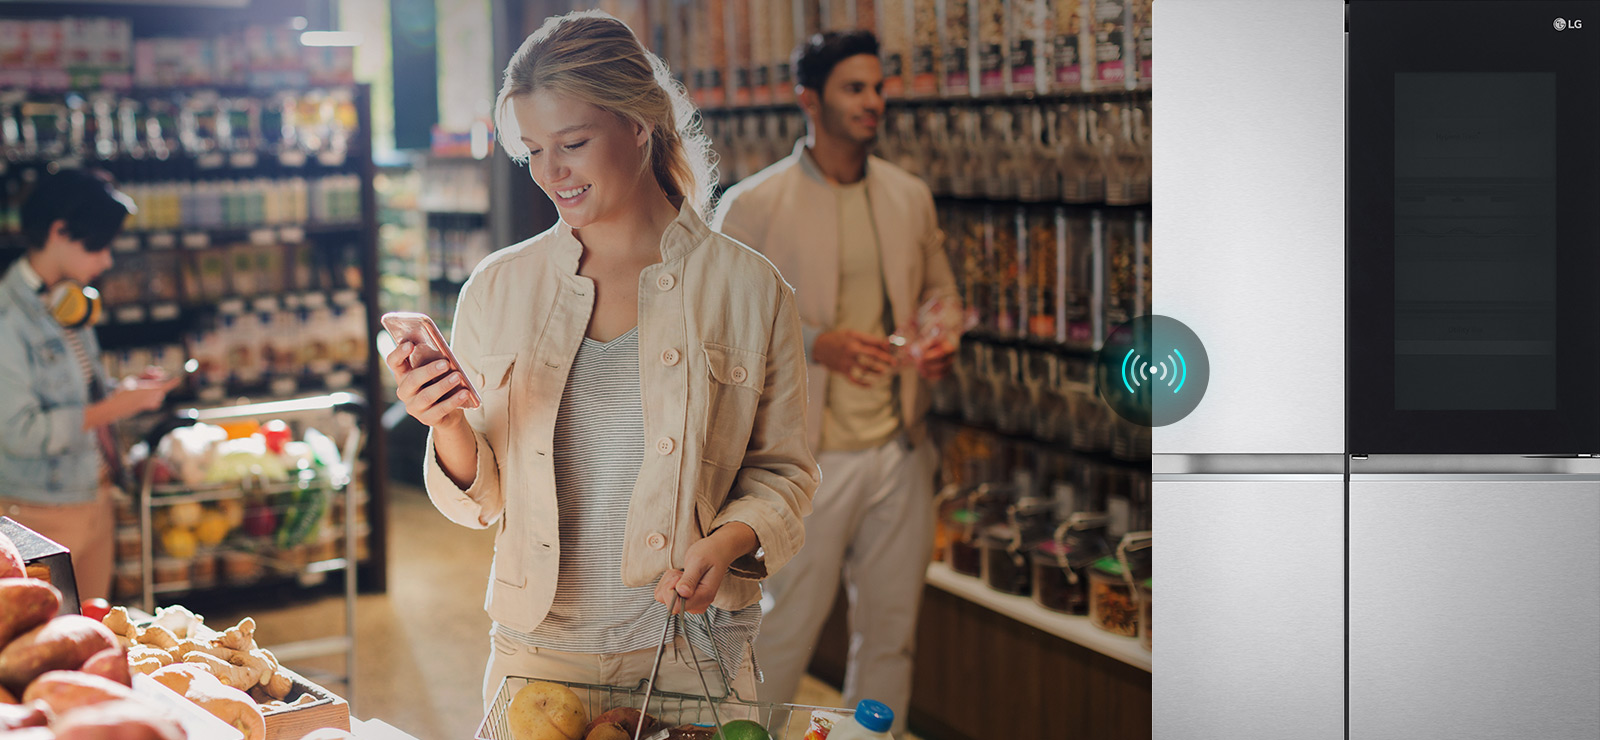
[135,392,366,708]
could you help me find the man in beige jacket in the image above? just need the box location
[712,30,961,732]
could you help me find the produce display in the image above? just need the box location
[116,417,364,601]
[0,574,183,739]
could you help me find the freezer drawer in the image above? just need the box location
[1154,479,1344,740]
[1349,480,1600,739]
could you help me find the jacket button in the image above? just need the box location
[657,274,676,291]
[731,366,748,383]
[656,437,675,455]
[646,533,667,550]
[661,348,680,366]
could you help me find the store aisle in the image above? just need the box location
[223,483,914,739]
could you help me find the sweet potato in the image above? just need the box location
[0,616,118,694]
[0,578,62,648]
[53,698,185,740]
[79,646,132,687]
[0,533,23,579]
[21,670,130,715]
[0,699,48,730]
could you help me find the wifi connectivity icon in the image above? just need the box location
[1121,348,1187,395]
[1098,315,1209,427]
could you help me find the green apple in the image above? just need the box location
[713,719,771,740]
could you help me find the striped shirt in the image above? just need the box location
[499,327,761,682]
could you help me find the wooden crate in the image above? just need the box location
[262,667,350,740]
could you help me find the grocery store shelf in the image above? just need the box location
[925,561,1150,672]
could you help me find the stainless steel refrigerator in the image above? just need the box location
[1157,1,1600,738]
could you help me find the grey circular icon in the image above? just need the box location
[1556,17,1568,30]
[1097,315,1210,427]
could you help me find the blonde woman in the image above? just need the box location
[383,11,818,710]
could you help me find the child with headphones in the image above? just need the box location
[0,169,180,601]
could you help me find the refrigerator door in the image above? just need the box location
[1154,0,1345,455]
[1348,0,1600,454]
[1349,459,1600,739]
[1155,456,1345,740]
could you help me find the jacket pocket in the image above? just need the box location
[475,353,516,454]
[701,343,766,471]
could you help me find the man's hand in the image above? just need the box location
[914,337,956,381]
[654,522,759,615]
[813,330,895,387]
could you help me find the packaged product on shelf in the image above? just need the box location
[982,106,1016,200]
[1136,209,1150,316]
[826,0,851,30]
[1059,103,1106,203]
[976,0,1006,95]
[801,0,823,37]
[1088,0,1131,90]
[28,18,64,70]
[1009,0,1047,94]
[729,0,753,106]
[98,252,145,308]
[229,245,261,296]
[749,0,772,103]
[1132,0,1151,85]
[1057,208,1094,348]
[961,205,988,332]
[858,0,878,32]
[879,0,910,96]
[1024,207,1055,340]
[1102,103,1150,205]
[911,0,940,96]
[771,0,796,101]
[1051,0,1084,91]
[1103,209,1135,330]
[708,0,728,107]
[998,205,1024,338]
[939,0,972,96]
[983,205,1021,336]
[0,21,27,71]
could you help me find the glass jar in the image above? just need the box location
[1139,579,1152,651]
[979,524,1030,595]
[1087,556,1138,637]
[944,509,983,577]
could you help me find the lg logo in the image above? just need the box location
[1556,17,1583,30]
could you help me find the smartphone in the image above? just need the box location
[380,311,482,409]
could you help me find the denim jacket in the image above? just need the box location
[422,203,819,633]
[0,259,110,505]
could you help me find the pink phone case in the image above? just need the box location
[380,311,482,409]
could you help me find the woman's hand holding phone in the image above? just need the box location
[385,342,476,429]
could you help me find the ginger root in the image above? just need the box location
[103,607,140,649]
[141,625,181,656]
[184,652,260,691]
[128,645,175,669]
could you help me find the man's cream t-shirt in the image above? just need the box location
[821,179,902,452]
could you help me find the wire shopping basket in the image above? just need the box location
[477,675,851,740]
[478,594,852,739]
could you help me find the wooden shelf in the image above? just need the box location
[925,561,1150,672]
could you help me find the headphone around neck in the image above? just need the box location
[44,281,103,328]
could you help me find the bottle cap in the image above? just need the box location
[854,700,893,733]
